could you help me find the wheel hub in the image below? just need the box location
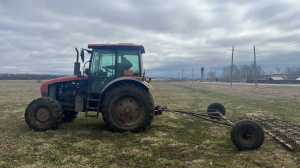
[36,107,51,122]
[114,96,144,126]
[122,106,133,118]
[240,128,257,144]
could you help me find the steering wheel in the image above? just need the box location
[102,66,112,73]
[94,70,107,76]
[102,65,115,73]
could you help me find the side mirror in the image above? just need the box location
[80,49,84,62]
[84,68,89,75]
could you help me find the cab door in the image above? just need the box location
[89,49,116,94]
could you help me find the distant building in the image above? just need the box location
[268,77,285,80]
[261,72,288,80]
[290,74,300,80]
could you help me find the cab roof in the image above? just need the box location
[88,43,145,53]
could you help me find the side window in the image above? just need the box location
[90,50,115,77]
[117,50,140,77]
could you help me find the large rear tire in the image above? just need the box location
[102,84,154,132]
[230,120,264,150]
[25,97,63,131]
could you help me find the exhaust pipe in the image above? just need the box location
[74,47,80,75]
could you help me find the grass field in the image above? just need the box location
[0,80,300,167]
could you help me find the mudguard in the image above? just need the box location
[100,77,153,95]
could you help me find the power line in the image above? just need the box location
[240,25,300,46]
[258,39,300,52]
[252,34,300,49]
[230,34,300,59]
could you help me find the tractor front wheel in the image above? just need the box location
[102,85,154,132]
[230,119,264,150]
[25,97,63,131]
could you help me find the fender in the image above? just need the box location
[100,77,153,95]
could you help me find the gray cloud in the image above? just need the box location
[0,0,299,77]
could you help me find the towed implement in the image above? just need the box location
[156,103,264,150]
[24,43,264,150]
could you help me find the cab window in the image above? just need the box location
[90,49,115,77]
[117,50,140,77]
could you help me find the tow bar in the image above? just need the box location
[155,103,265,150]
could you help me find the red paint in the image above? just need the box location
[88,44,145,53]
[40,75,88,94]
[40,75,145,96]
[88,43,143,48]
[121,76,145,81]
[124,70,134,76]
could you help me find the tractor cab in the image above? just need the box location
[84,44,145,94]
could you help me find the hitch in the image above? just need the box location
[154,106,167,115]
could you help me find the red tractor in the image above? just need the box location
[25,43,264,150]
[25,44,155,132]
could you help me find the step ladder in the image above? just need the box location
[85,98,101,118]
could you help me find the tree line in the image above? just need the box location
[207,64,300,82]
[0,73,65,80]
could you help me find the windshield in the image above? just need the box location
[90,49,115,77]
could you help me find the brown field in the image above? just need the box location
[0,80,299,167]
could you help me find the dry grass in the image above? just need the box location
[0,80,300,167]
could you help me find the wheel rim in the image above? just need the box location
[113,96,144,127]
[239,128,257,145]
[35,107,51,122]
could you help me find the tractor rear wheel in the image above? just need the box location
[102,84,154,132]
[230,119,264,150]
[25,97,63,131]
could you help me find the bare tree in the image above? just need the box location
[222,66,230,82]
[285,66,300,79]
[221,62,263,82]
[207,71,216,82]
[275,67,281,73]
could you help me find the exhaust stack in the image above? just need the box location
[74,47,80,75]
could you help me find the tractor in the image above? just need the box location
[25,44,154,132]
[25,43,264,150]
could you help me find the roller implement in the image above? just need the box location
[25,43,264,150]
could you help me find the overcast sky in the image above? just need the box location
[1,0,300,77]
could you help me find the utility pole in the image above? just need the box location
[215,71,217,82]
[253,45,258,88]
[230,45,234,89]
[182,68,184,84]
[192,68,194,83]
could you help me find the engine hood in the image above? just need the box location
[40,75,88,96]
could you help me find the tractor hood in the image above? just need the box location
[40,75,88,96]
